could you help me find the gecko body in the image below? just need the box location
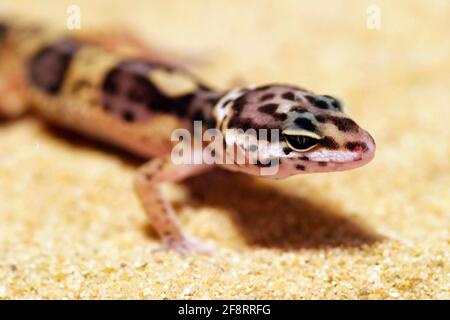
[0,19,375,253]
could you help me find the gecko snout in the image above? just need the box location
[350,129,376,165]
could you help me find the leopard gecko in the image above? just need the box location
[0,18,375,254]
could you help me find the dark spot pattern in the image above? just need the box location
[282,147,291,155]
[296,164,306,171]
[225,94,249,129]
[228,117,250,131]
[128,82,150,103]
[323,95,343,111]
[233,95,247,116]
[260,93,275,101]
[258,103,278,115]
[194,93,222,128]
[315,115,326,123]
[321,136,339,150]
[122,111,135,122]
[274,113,287,121]
[318,161,327,166]
[305,95,329,109]
[293,117,317,132]
[329,116,359,132]
[192,110,206,122]
[332,100,341,110]
[256,159,275,167]
[281,92,296,101]
[101,60,210,123]
[314,114,359,132]
[227,103,280,142]
[299,156,309,161]
[290,106,308,113]
[29,39,81,94]
[206,114,217,129]
[0,22,8,40]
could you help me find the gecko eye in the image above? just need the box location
[283,134,321,151]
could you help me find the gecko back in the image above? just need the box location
[0,18,221,157]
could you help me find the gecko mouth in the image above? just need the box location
[306,150,363,163]
[316,158,363,165]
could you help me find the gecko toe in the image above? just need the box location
[154,237,215,255]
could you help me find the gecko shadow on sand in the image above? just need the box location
[41,123,381,250]
[181,170,382,250]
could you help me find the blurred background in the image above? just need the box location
[0,0,448,299]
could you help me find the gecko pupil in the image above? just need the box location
[284,134,320,151]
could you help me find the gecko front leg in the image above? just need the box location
[134,155,214,254]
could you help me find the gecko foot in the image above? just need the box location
[152,237,215,255]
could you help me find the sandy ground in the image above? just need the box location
[0,0,449,299]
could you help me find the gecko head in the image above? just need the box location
[214,84,375,178]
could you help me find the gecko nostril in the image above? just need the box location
[345,142,368,153]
